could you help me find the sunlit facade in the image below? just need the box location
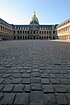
[57,18,70,40]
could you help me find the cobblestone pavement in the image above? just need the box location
[0,40,70,105]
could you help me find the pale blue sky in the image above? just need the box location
[0,0,70,25]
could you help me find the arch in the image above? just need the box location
[17,36,19,40]
[28,36,29,39]
[18,31,19,34]
[42,36,43,39]
[20,31,22,34]
[45,31,46,34]
[53,36,55,39]
[25,36,27,39]
[33,36,35,39]
[44,36,47,39]
[14,30,15,34]
[23,36,24,39]
[1,26,2,31]
[49,36,51,39]
[23,31,24,34]
[39,36,41,39]
[39,31,41,34]
[14,36,16,40]
[19,36,22,39]
[33,31,35,34]
[28,31,29,34]
[47,36,48,39]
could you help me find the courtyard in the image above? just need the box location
[0,40,70,105]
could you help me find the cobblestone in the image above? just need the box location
[42,84,55,93]
[44,94,56,105]
[22,78,30,84]
[54,85,67,93]
[14,93,29,105]
[31,83,42,91]
[41,78,49,84]
[30,91,44,105]
[56,93,68,105]
[0,93,15,105]
[13,84,24,93]
[2,84,14,93]
[24,85,30,93]
[0,40,70,104]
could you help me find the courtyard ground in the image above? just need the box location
[0,40,70,105]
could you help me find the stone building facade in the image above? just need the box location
[0,12,58,40]
[57,18,70,40]
[0,18,13,40]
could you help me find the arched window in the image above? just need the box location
[1,26,2,31]
[39,31,41,34]
[53,31,55,34]
[33,31,35,34]
[23,31,24,34]
[14,30,15,34]
[44,31,46,34]
[18,31,19,34]
[20,31,22,34]
[42,31,43,34]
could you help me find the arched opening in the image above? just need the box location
[44,36,46,39]
[14,30,15,34]
[53,36,55,39]
[33,31,35,34]
[39,36,41,39]
[18,31,19,34]
[47,36,48,39]
[19,36,22,40]
[33,36,35,39]
[1,26,2,31]
[17,36,19,40]
[23,36,24,39]
[28,31,29,34]
[25,36,27,40]
[28,36,29,39]
[42,36,43,39]
[49,36,51,40]
[14,36,16,40]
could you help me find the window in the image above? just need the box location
[44,31,46,34]
[18,31,19,34]
[28,31,29,34]
[25,31,26,34]
[20,31,22,34]
[23,31,24,34]
[39,31,41,34]
[14,30,15,34]
[53,31,55,34]
[33,31,35,34]
[49,31,51,34]
[42,31,43,34]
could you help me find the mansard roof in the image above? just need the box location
[57,18,70,28]
[0,18,12,28]
[12,24,58,30]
